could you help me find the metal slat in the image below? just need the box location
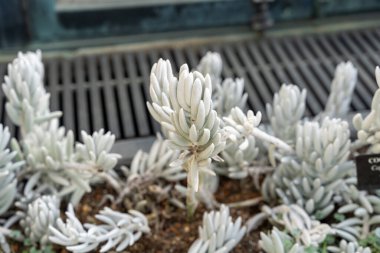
[111,54,136,137]
[243,42,280,95]
[298,36,365,111]
[329,33,376,97]
[100,55,121,137]
[269,39,320,115]
[87,56,105,131]
[73,57,91,134]
[283,38,328,108]
[46,60,60,112]
[222,45,266,116]
[136,51,161,133]
[317,35,372,107]
[62,59,76,133]
[125,53,151,136]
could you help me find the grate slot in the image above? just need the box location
[245,42,281,94]
[352,31,380,69]
[259,41,290,83]
[269,39,320,115]
[136,51,161,133]
[283,38,328,107]
[87,56,106,131]
[73,57,91,134]
[124,53,151,136]
[100,55,121,138]
[316,35,371,108]
[223,45,267,118]
[62,59,76,134]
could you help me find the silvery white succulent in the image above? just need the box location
[1,51,61,135]
[262,118,353,219]
[266,84,306,144]
[49,204,150,253]
[75,129,121,172]
[319,62,358,120]
[196,52,223,90]
[215,134,259,179]
[330,185,380,244]
[188,205,246,253]
[353,66,380,153]
[327,240,371,253]
[20,195,60,245]
[213,78,248,117]
[115,134,186,203]
[0,125,23,215]
[259,228,305,253]
[147,59,225,215]
[223,107,293,153]
[259,205,332,247]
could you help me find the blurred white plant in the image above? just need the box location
[353,66,380,153]
[266,84,306,144]
[0,125,23,215]
[188,205,246,253]
[213,78,248,117]
[1,51,61,135]
[147,59,225,215]
[250,204,332,252]
[20,195,60,245]
[49,204,150,253]
[327,240,371,253]
[196,52,223,90]
[115,134,186,203]
[318,62,358,120]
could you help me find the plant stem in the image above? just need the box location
[251,128,294,153]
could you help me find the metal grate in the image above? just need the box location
[1,27,380,161]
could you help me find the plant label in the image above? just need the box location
[355,153,380,190]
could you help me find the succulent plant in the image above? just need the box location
[188,205,246,253]
[196,52,223,90]
[147,59,225,215]
[353,67,380,153]
[327,240,371,253]
[1,51,61,135]
[213,78,248,117]
[319,62,358,120]
[0,125,23,215]
[262,118,353,219]
[20,195,60,245]
[266,84,306,144]
[49,204,150,253]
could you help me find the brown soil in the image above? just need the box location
[13,178,266,253]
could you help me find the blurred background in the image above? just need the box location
[1,0,380,161]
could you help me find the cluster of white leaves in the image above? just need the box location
[353,66,380,153]
[319,62,357,120]
[255,204,332,253]
[196,52,223,90]
[260,228,304,253]
[330,185,380,244]
[49,204,150,253]
[266,84,306,144]
[213,78,248,117]
[262,118,353,219]
[20,195,60,245]
[1,51,61,134]
[188,205,246,253]
[75,129,121,172]
[147,59,225,194]
[0,125,23,215]
[15,119,119,205]
[327,240,371,253]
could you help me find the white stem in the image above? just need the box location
[251,128,294,153]
[226,196,263,208]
